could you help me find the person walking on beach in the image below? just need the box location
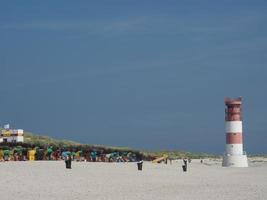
[65,155,72,169]
[136,153,143,171]
[182,158,188,172]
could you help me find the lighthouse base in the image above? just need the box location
[222,154,248,167]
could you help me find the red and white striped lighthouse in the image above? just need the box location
[222,97,248,167]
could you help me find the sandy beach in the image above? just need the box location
[0,159,266,200]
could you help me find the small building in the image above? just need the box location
[0,125,24,143]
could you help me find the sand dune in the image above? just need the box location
[0,159,266,200]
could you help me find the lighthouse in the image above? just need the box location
[222,97,248,167]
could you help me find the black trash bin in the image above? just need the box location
[137,161,143,171]
[182,165,187,172]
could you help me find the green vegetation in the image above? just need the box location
[24,131,137,152]
[141,150,217,160]
[24,131,80,147]
[25,132,216,158]
[1,129,217,159]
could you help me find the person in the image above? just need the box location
[137,160,143,171]
[182,158,188,172]
[65,155,72,169]
[183,158,187,165]
[136,153,143,171]
[47,147,53,160]
[91,151,97,162]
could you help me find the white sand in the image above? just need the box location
[0,159,266,200]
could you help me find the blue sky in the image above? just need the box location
[0,1,266,154]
